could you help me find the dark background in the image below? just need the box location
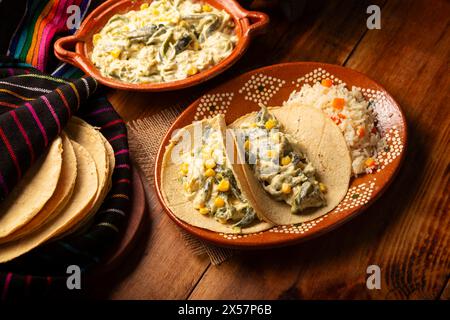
[0,0,27,53]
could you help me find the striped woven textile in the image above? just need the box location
[7,0,103,73]
[0,1,131,300]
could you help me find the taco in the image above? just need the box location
[229,104,351,225]
[160,115,272,234]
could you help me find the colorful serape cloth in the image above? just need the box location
[7,0,103,74]
[0,1,131,299]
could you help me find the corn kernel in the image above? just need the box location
[140,3,149,10]
[110,48,121,59]
[202,4,213,12]
[93,33,101,45]
[205,168,215,177]
[281,155,291,166]
[365,157,376,167]
[319,182,327,193]
[193,41,200,50]
[180,162,189,175]
[250,122,258,128]
[214,197,225,208]
[244,139,251,150]
[152,8,160,15]
[194,202,205,209]
[187,66,198,76]
[266,150,276,158]
[218,179,230,192]
[281,183,292,194]
[204,158,216,169]
[265,119,277,130]
[199,207,209,215]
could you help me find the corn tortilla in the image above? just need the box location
[60,118,112,235]
[65,117,109,203]
[66,134,115,234]
[0,133,77,243]
[0,141,98,263]
[0,137,62,239]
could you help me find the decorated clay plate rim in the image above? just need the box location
[155,61,407,249]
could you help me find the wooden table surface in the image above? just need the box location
[88,0,450,299]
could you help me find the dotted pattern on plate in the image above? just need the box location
[269,216,326,234]
[292,67,346,87]
[194,93,233,120]
[238,74,285,104]
[220,231,265,240]
[334,179,377,213]
[375,126,403,172]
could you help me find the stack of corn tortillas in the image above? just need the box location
[160,105,352,234]
[0,118,115,263]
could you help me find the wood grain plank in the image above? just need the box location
[103,0,383,300]
[341,0,450,299]
[439,278,450,300]
[189,0,450,300]
[102,0,450,300]
[88,187,210,299]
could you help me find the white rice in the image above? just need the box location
[284,82,384,176]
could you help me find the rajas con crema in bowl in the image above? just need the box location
[91,0,237,83]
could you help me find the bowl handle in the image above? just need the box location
[244,11,270,37]
[54,35,83,68]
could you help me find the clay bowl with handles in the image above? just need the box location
[154,62,407,249]
[54,0,269,91]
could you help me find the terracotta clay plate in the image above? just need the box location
[155,62,407,248]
